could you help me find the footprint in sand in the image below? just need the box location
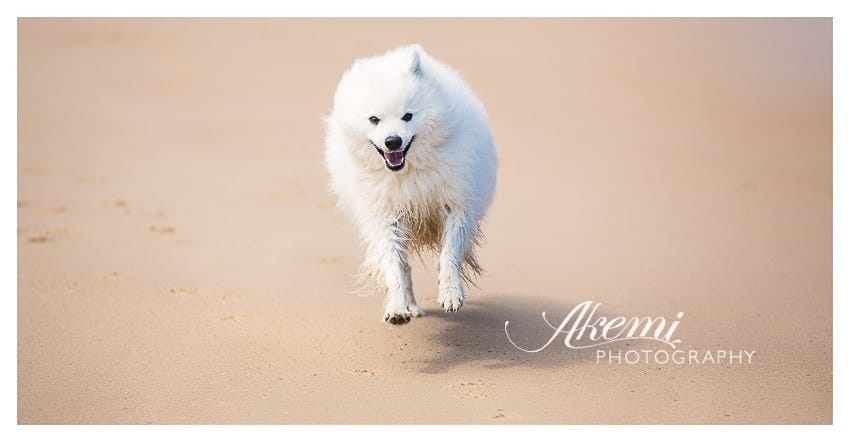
[220,313,249,322]
[452,379,492,399]
[24,227,69,243]
[149,225,176,234]
[107,199,173,233]
[169,289,246,302]
[18,201,67,214]
[169,287,198,295]
[105,199,134,216]
[102,271,130,281]
[110,199,165,215]
[218,293,247,301]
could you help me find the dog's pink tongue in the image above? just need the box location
[384,151,404,166]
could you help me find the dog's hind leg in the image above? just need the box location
[437,207,473,312]
[369,221,415,324]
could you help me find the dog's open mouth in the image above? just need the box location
[372,136,415,171]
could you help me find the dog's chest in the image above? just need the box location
[370,170,454,249]
[401,203,446,250]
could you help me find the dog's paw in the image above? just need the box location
[408,304,426,317]
[438,285,465,312]
[384,311,412,325]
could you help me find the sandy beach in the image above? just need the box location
[18,18,832,424]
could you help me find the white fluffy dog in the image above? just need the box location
[324,44,497,324]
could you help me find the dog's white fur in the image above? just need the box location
[324,44,497,324]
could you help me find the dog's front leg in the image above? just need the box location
[438,208,471,312]
[371,221,415,324]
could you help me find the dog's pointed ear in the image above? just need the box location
[410,49,423,78]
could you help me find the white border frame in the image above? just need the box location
[4,0,844,439]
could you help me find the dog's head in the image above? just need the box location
[328,45,448,173]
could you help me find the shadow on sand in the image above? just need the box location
[415,294,635,374]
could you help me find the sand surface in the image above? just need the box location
[18,19,832,424]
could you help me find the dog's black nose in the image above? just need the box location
[384,135,403,151]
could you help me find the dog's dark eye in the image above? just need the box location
[401,113,413,122]
[368,116,380,125]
